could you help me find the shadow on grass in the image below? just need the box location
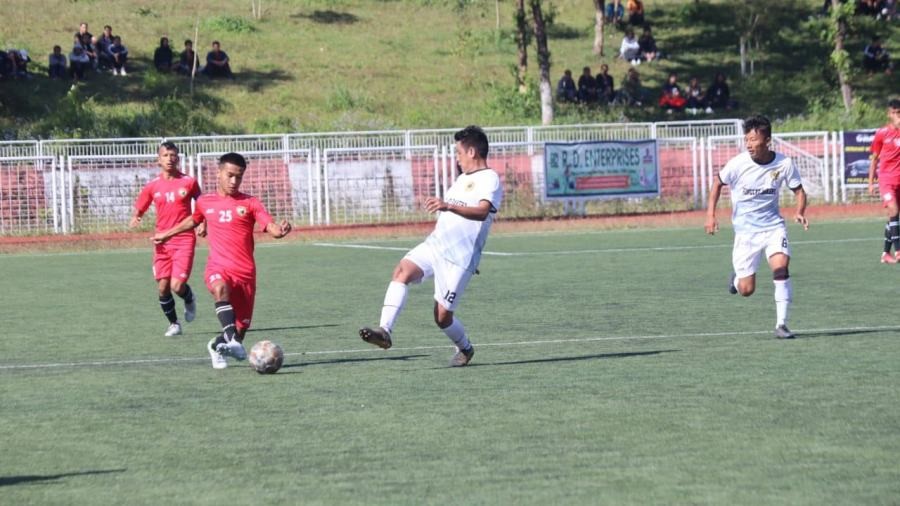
[291,10,360,24]
[248,323,341,333]
[282,353,429,368]
[0,468,126,487]
[467,349,679,368]
[799,328,892,338]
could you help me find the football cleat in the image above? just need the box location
[217,339,247,361]
[449,346,475,367]
[184,298,196,323]
[207,338,228,369]
[164,322,182,337]
[728,272,738,295]
[359,326,393,349]
[880,252,898,264]
[775,325,796,339]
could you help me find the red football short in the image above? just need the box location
[878,180,900,208]
[205,268,257,332]
[152,240,195,281]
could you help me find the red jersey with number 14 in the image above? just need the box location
[134,172,201,244]
[871,125,900,185]
[192,192,274,280]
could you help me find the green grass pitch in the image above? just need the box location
[2,219,899,504]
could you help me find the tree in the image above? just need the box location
[530,0,553,125]
[828,0,854,112]
[593,0,605,57]
[515,0,528,93]
[731,0,777,76]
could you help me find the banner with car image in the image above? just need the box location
[544,140,659,200]
[843,130,876,187]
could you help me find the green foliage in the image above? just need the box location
[779,96,886,131]
[135,6,158,17]
[325,85,374,112]
[484,73,542,122]
[202,15,257,34]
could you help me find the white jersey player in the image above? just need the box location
[705,115,809,339]
[359,126,503,366]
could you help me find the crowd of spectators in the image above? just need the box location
[0,21,235,82]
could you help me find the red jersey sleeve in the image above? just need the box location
[252,197,274,232]
[192,195,207,224]
[134,182,154,216]
[189,179,202,200]
[871,128,884,156]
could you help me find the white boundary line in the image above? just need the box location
[2,324,897,371]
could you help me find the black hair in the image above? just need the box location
[454,125,489,160]
[185,39,192,46]
[160,37,168,45]
[889,98,900,109]
[743,115,772,138]
[219,152,247,169]
[159,141,178,153]
[212,40,220,46]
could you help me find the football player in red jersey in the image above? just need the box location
[130,142,202,337]
[868,99,900,264]
[153,152,291,369]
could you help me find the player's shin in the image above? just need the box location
[884,223,893,254]
[441,317,471,351]
[214,301,238,341]
[773,273,792,327]
[889,215,899,251]
[159,295,178,323]
[176,284,194,303]
[379,281,408,333]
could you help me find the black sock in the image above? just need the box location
[215,301,237,341]
[890,215,899,251]
[212,333,227,349]
[885,224,893,254]
[177,284,194,304]
[159,295,178,324]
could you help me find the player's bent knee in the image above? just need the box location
[773,266,789,281]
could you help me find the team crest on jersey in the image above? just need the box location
[236,206,248,216]
[769,170,781,182]
[465,181,476,192]
[178,188,188,198]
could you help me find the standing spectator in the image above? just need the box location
[49,45,67,79]
[596,64,615,104]
[203,41,233,78]
[707,72,732,110]
[867,99,900,263]
[109,36,128,76]
[659,73,687,114]
[620,67,645,106]
[627,0,645,26]
[864,36,893,75]
[577,66,598,103]
[154,37,174,72]
[685,76,709,114]
[638,26,659,63]
[556,69,576,102]
[606,0,625,23]
[619,29,641,65]
[69,45,89,81]
[97,25,114,70]
[178,39,197,75]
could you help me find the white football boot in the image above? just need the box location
[217,339,247,361]
[164,322,182,337]
[207,338,228,369]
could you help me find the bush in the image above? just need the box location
[202,16,257,34]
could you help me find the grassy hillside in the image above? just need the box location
[0,0,896,139]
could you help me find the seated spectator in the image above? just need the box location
[658,73,687,114]
[556,69,577,102]
[108,36,128,76]
[863,36,893,74]
[203,41,233,78]
[97,25,114,70]
[596,64,615,104]
[706,72,732,110]
[49,45,67,79]
[627,0,645,26]
[605,0,624,23]
[0,50,10,79]
[856,0,886,17]
[178,39,197,75]
[684,77,709,115]
[69,45,89,81]
[618,67,645,106]
[81,34,99,70]
[619,29,641,65]
[6,49,31,79]
[154,37,174,72]
[577,66,598,103]
[638,26,658,63]
[75,22,92,45]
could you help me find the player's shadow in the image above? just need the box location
[466,349,679,368]
[281,354,429,369]
[0,468,126,487]
[796,328,889,339]
[248,324,340,333]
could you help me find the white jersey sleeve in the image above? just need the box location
[784,157,802,190]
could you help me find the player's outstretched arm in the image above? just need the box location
[153,216,199,244]
[705,178,725,235]
[265,220,292,239]
[425,197,492,222]
[792,186,809,231]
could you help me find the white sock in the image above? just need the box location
[441,317,471,351]
[733,275,740,292]
[774,279,792,327]
[379,281,407,333]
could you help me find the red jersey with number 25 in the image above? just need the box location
[192,192,273,280]
[134,173,201,243]
[871,125,900,185]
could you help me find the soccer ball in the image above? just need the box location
[249,340,284,374]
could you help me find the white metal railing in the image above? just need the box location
[0,156,60,234]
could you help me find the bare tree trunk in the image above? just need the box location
[515,0,528,93]
[530,0,553,125]
[832,0,853,111]
[593,0,605,57]
[739,36,747,76]
[496,0,501,32]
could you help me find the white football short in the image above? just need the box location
[732,226,791,279]
[404,242,474,311]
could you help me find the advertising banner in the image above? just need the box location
[544,140,659,200]
[843,130,876,187]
